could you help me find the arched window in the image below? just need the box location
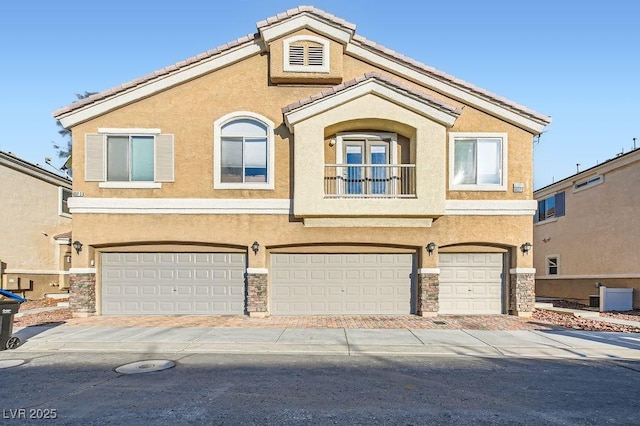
[214,112,275,189]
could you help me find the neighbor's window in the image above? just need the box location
[214,112,275,190]
[547,256,559,275]
[536,192,565,222]
[60,187,72,217]
[449,133,507,190]
[283,35,330,73]
[574,175,603,191]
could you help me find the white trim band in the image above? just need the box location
[69,268,97,274]
[537,273,640,280]
[418,268,440,274]
[3,269,69,275]
[246,268,269,274]
[69,198,292,215]
[510,268,536,274]
[445,200,537,215]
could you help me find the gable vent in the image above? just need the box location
[307,46,324,66]
[289,45,305,66]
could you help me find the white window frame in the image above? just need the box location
[546,255,559,276]
[213,111,275,190]
[97,128,162,189]
[59,187,72,218]
[283,35,330,73]
[448,132,508,191]
[573,175,603,193]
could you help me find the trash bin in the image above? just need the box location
[0,289,27,350]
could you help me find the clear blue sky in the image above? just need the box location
[1,0,638,189]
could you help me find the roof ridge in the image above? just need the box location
[282,72,462,115]
[256,5,356,31]
[0,150,72,182]
[351,34,550,124]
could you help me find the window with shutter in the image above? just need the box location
[85,130,174,188]
[536,191,565,222]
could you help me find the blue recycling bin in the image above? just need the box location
[0,289,27,350]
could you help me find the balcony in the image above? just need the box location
[324,164,416,198]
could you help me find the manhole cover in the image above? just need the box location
[0,359,25,369]
[115,360,175,375]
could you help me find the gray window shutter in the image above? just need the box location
[555,191,565,217]
[85,134,105,181]
[155,134,174,182]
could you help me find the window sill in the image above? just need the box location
[449,184,507,192]
[535,217,558,226]
[214,183,274,190]
[59,213,72,219]
[99,182,162,189]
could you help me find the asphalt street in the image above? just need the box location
[1,352,639,425]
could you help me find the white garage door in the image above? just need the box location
[271,253,413,315]
[438,253,504,315]
[101,253,246,315]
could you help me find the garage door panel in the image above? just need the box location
[102,252,245,315]
[271,253,413,315]
[439,253,503,315]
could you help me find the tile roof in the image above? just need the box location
[351,34,550,124]
[0,150,72,184]
[281,72,462,116]
[53,5,549,127]
[52,33,259,117]
[256,5,356,32]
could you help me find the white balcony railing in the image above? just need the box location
[324,164,416,198]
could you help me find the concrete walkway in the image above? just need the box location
[7,324,640,360]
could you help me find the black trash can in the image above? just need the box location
[0,300,22,350]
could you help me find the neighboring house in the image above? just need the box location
[0,151,72,299]
[52,6,550,318]
[534,148,640,308]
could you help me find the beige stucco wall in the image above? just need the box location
[534,156,640,276]
[533,154,640,307]
[0,164,71,298]
[0,166,71,271]
[67,30,537,282]
[536,279,639,309]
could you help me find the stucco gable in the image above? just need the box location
[283,72,462,130]
[53,5,550,134]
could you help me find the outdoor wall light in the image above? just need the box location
[72,240,83,255]
[251,241,260,255]
[520,242,532,255]
[426,242,436,256]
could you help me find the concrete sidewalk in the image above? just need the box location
[7,324,640,360]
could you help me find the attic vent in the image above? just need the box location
[283,35,330,73]
[289,45,305,66]
[307,46,324,66]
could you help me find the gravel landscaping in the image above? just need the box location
[9,297,640,332]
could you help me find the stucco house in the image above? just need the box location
[534,147,640,308]
[53,6,550,318]
[0,151,72,299]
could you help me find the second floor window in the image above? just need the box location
[107,135,154,182]
[449,133,507,191]
[220,119,268,183]
[214,112,275,190]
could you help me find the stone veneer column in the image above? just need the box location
[509,268,536,317]
[417,269,440,317]
[69,272,96,317]
[246,268,268,317]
